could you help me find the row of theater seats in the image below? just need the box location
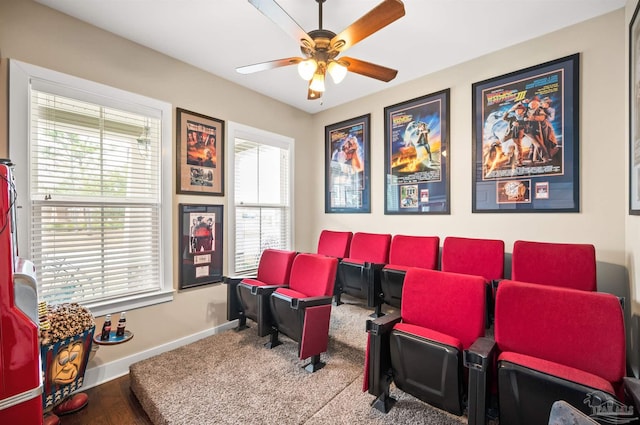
[224,231,639,423]
[321,230,640,424]
[320,230,597,319]
[224,250,339,372]
[364,272,640,425]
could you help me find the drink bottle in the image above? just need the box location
[116,312,127,337]
[101,314,112,341]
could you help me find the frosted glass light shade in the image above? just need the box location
[327,61,347,84]
[309,72,325,92]
[297,59,317,81]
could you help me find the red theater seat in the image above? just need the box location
[267,253,338,372]
[228,249,297,337]
[365,268,486,415]
[465,280,638,425]
[441,236,505,326]
[317,230,352,259]
[334,232,391,311]
[378,235,439,314]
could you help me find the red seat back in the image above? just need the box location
[401,268,486,350]
[441,236,504,281]
[317,230,352,258]
[256,249,297,285]
[288,253,338,298]
[494,280,625,385]
[511,240,597,291]
[347,232,391,264]
[388,235,439,270]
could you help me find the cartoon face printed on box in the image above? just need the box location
[50,340,85,385]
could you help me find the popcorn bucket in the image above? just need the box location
[40,325,95,410]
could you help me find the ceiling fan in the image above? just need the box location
[237,0,406,100]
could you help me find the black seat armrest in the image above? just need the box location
[624,376,640,412]
[292,295,333,309]
[464,337,496,425]
[223,275,256,285]
[464,336,496,372]
[252,284,287,296]
[223,276,245,321]
[366,312,401,336]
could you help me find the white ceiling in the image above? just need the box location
[35,0,624,114]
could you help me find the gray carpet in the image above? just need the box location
[130,298,467,425]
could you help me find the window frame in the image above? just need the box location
[9,60,174,316]
[226,121,294,276]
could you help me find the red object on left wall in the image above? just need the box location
[0,162,43,425]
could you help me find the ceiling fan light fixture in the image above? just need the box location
[297,59,318,81]
[327,60,347,84]
[309,71,326,92]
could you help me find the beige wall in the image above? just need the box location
[0,0,313,368]
[0,0,636,376]
[306,9,629,289]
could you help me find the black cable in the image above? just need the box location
[0,171,17,236]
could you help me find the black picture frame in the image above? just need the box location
[384,89,450,214]
[472,54,580,213]
[178,204,223,289]
[630,2,640,215]
[176,108,225,196]
[325,114,371,213]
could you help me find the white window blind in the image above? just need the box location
[9,60,173,316]
[29,89,163,305]
[233,136,291,275]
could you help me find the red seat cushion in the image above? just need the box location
[499,351,616,395]
[341,258,365,266]
[240,278,270,287]
[394,322,462,351]
[274,287,307,299]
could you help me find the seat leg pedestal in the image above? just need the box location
[303,354,325,373]
[334,292,343,306]
[372,392,397,413]
[234,314,249,332]
[370,304,384,318]
[264,329,282,349]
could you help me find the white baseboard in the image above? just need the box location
[81,320,238,390]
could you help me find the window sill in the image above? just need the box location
[85,289,175,317]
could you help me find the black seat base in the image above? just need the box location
[303,355,324,373]
[372,392,397,413]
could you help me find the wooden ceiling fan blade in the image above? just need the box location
[236,57,302,74]
[249,0,315,49]
[330,0,405,52]
[341,57,398,82]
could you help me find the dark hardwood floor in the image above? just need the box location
[50,375,152,425]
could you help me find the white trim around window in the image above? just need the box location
[9,60,174,317]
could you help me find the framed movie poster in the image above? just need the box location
[630,2,640,214]
[472,54,579,213]
[325,114,371,213]
[177,108,224,196]
[384,89,450,214]
[178,204,223,289]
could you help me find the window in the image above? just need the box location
[227,122,293,275]
[9,60,173,316]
